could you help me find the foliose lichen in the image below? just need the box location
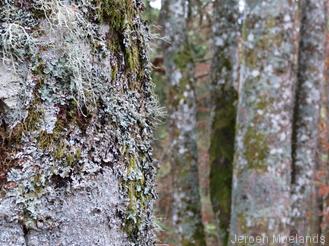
[0,0,160,245]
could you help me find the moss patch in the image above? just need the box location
[97,0,135,32]
[243,127,269,171]
[123,154,151,240]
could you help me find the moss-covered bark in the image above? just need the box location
[209,0,239,244]
[290,0,326,238]
[0,1,158,245]
[229,0,300,242]
[161,0,206,245]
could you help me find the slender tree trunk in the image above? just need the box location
[319,0,329,240]
[0,1,158,245]
[209,0,239,244]
[290,0,326,239]
[229,0,299,242]
[161,0,206,245]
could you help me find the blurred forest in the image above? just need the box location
[145,0,329,245]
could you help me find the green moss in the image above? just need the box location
[38,131,53,149]
[237,213,248,234]
[126,45,140,72]
[97,0,135,32]
[54,142,66,159]
[243,127,269,171]
[97,0,144,74]
[66,154,75,166]
[123,156,146,236]
[256,96,274,111]
[256,98,267,110]
[121,154,153,242]
[75,148,81,159]
[100,1,142,75]
[111,63,118,81]
[266,17,276,29]
[244,48,257,68]
[23,96,43,132]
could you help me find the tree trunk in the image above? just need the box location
[0,1,158,245]
[229,0,299,242]
[209,0,239,244]
[160,0,206,245]
[319,0,329,240]
[290,0,326,238]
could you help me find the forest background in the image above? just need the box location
[146,0,329,245]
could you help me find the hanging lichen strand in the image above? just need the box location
[0,1,159,245]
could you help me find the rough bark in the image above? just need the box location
[0,1,158,245]
[290,0,326,238]
[161,0,206,245]
[229,0,299,242]
[209,0,239,244]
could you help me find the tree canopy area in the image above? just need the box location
[0,0,329,246]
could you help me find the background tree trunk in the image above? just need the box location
[319,0,329,240]
[209,0,239,244]
[229,0,299,241]
[290,0,326,238]
[0,1,158,245]
[160,0,206,245]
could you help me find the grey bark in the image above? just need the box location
[161,0,206,245]
[0,1,158,245]
[291,0,326,238]
[229,0,299,242]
